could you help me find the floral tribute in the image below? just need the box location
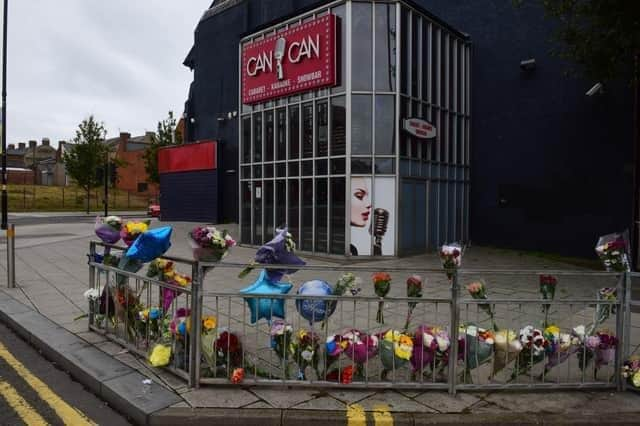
[404,275,423,331]
[147,259,192,312]
[372,272,391,324]
[440,243,462,280]
[411,325,453,375]
[595,232,630,272]
[379,330,413,378]
[94,215,122,245]
[466,280,498,331]
[623,356,640,388]
[539,275,557,328]
[188,226,236,262]
[238,228,304,281]
[120,220,150,247]
[290,329,321,380]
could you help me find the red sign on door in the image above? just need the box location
[241,14,337,104]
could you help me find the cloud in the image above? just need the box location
[4,0,209,146]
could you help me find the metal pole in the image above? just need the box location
[1,0,7,230]
[6,224,14,288]
[615,272,625,391]
[103,150,108,216]
[448,270,459,395]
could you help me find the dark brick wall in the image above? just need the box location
[160,170,219,223]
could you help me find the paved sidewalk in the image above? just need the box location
[0,220,639,425]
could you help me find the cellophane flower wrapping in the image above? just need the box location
[342,329,379,365]
[94,215,122,244]
[239,228,305,281]
[148,342,172,367]
[291,329,321,379]
[411,325,452,373]
[461,324,495,370]
[594,330,618,368]
[120,220,150,247]
[595,231,631,272]
[188,226,236,262]
[440,243,462,279]
[379,330,413,372]
[270,320,293,363]
[542,325,574,370]
[623,355,640,387]
[372,272,391,324]
[492,329,522,375]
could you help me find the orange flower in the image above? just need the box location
[372,272,391,284]
[341,365,354,384]
[231,368,245,384]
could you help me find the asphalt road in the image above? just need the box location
[0,322,131,426]
[6,212,146,226]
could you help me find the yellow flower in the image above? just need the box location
[633,371,640,388]
[545,325,560,337]
[149,344,171,367]
[173,274,191,287]
[140,309,149,320]
[394,335,413,360]
[297,330,308,340]
[203,316,217,331]
[126,221,149,234]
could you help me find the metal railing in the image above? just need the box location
[87,241,631,392]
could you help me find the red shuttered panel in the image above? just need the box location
[158,141,217,174]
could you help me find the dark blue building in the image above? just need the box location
[178,0,633,259]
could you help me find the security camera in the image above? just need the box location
[519,58,536,71]
[586,82,603,96]
[189,117,196,124]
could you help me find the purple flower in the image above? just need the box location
[254,228,306,282]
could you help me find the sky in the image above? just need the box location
[2,0,211,148]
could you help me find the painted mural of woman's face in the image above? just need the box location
[350,177,371,227]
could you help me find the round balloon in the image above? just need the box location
[295,280,335,324]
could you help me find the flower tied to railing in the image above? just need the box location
[466,280,498,331]
[595,231,631,272]
[147,259,192,312]
[238,228,305,281]
[623,355,640,388]
[372,272,391,324]
[511,325,549,379]
[539,274,557,328]
[379,329,413,379]
[290,329,321,380]
[411,325,453,378]
[404,275,423,332]
[188,225,236,264]
[440,243,462,280]
[120,220,150,247]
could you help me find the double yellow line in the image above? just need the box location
[0,341,96,425]
[347,403,394,425]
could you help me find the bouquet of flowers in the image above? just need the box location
[539,275,557,328]
[404,275,423,331]
[512,325,548,378]
[541,325,574,371]
[411,325,452,375]
[595,231,630,272]
[188,226,236,262]
[577,333,601,372]
[492,329,522,375]
[594,330,618,368]
[372,272,391,324]
[466,280,498,331]
[379,329,413,378]
[94,215,122,245]
[622,355,640,388]
[291,329,321,380]
[342,329,379,366]
[169,307,191,339]
[136,306,163,342]
[120,220,150,247]
[440,243,462,280]
[270,320,293,364]
[460,324,495,370]
[238,228,304,282]
[589,287,617,335]
[214,330,243,371]
[147,259,192,312]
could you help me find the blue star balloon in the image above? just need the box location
[240,269,293,324]
[125,226,173,262]
[295,280,335,324]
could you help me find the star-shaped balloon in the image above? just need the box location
[240,269,293,324]
[125,226,173,262]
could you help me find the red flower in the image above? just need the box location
[215,331,241,353]
[372,272,391,284]
[341,365,354,384]
[231,368,244,384]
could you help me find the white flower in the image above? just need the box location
[301,350,313,361]
[436,335,450,352]
[423,333,435,348]
[485,337,495,345]
[559,333,572,350]
[83,288,100,301]
[573,325,585,338]
[612,251,620,256]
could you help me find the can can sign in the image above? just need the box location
[402,118,437,139]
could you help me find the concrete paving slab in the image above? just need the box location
[76,331,108,344]
[243,401,275,409]
[483,391,592,413]
[101,371,182,426]
[414,391,484,413]
[180,387,259,408]
[291,396,346,411]
[327,389,377,404]
[358,390,437,413]
[250,387,318,408]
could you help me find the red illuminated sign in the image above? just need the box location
[403,118,437,139]
[241,14,337,104]
[158,141,217,174]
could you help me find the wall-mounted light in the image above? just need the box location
[189,117,196,124]
[217,116,227,122]
[585,82,603,97]
[520,58,536,71]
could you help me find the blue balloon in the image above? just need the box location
[240,269,293,324]
[126,226,172,262]
[295,280,335,324]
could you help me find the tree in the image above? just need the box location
[144,111,180,184]
[63,116,109,213]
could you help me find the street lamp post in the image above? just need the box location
[1,0,8,231]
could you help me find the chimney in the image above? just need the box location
[58,140,65,146]
[29,140,37,149]
[41,138,50,146]
[8,144,14,150]
[119,132,131,141]
[18,142,25,150]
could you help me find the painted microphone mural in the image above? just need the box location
[350,177,395,256]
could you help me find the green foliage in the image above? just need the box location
[144,111,180,184]
[63,115,109,193]
[517,0,640,82]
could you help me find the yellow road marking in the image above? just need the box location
[346,403,366,426]
[0,379,48,425]
[373,403,394,425]
[0,341,96,426]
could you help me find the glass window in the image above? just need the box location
[331,157,345,174]
[330,96,346,156]
[351,157,372,174]
[330,177,345,254]
[276,180,286,228]
[331,4,346,94]
[301,179,313,251]
[399,97,409,157]
[441,33,447,110]
[288,180,299,242]
[289,162,299,176]
[400,7,409,95]
[315,159,328,175]
[302,103,313,158]
[315,178,328,252]
[375,3,396,92]
[241,165,251,179]
[276,108,286,160]
[253,165,262,179]
[242,116,251,163]
[316,100,328,157]
[253,113,262,162]
[277,162,286,177]
[411,13,419,97]
[422,20,430,101]
[351,95,372,155]
[352,2,372,91]
[432,28,439,106]
[252,181,262,245]
[289,106,299,159]
[265,111,274,161]
[265,181,274,239]
[264,163,274,178]
[241,182,251,244]
[374,158,395,174]
[302,160,313,176]
[375,95,395,155]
